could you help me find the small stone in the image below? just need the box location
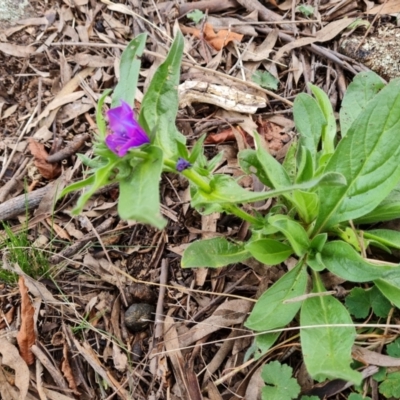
[124,303,155,333]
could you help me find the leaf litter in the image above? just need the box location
[0,0,398,399]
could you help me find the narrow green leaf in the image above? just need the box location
[112,33,147,108]
[246,239,292,265]
[282,140,298,182]
[292,190,319,224]
[296,146,314,183]
[139,31,185,158]
[118,145,166,229]
[96,89,112,139]
[320,241,400,282]
[340,71,385,137]
[309,84,336,154]
[365,229,400,250]
[182,237,250,268]
[314,79,400,233]
[375,278,400,308]
[59,175,95,200]
[300,276,362,384]
[245,263,308,331]
[355,185,400,224]
[293,93,326,156]
[268,215,310,256]
[191,173,346,211]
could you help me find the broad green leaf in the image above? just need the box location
[111,34,147,108]
[245,263,307,331]
[187,9,204,23]
[307,252,325,271]
[375,277,400,308]
[118,145,166,229]
[300,276,362,384]
[386,338,400,358]
[340,71,385,137]
[252,70,279,90]
[96,89,112,139]
[245,239,292,265]
[310,84,336,154]
[191,173,346,212]
[139,31,185,158]
[292,190,319,224]
[261,361,301,400]
[355,185,400,224]
[364,229,400,250]
[293,93,325,156]
[182,237,250,268]
[345,287,370,318]
[314,79,400,233]
[348,394,371,400]
[268,215,310,256]
[369,286,391,318]
[254,332,280,360]
[379,372,400,398]
[320,241,400,282]
[239,149,274,187]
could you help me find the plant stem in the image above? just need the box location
[182,169,212,193]
[224,204,260,225]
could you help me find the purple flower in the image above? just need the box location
[105,101,150,157]
[176,158,192,172]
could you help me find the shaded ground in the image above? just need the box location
[0,0,399,399]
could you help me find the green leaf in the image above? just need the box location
[268,215,310,257]
[182,237,250,268]
[282,140,298,182]
[375,278,400,308]
[118,145,166,229]
[96,89,112,139]
[245,263,308,331]
[379,372,400,398]
[314,79,400,233]
[309,84,336,155]
[252,70,279,90]
[348,394,371,400]
[292,190,319,224]
[111,34,147,108]
[307,252,325,272]
[365,229,400,250]
[345,287,370,318]
[355,185,400,224]
[261,361,301,400]
[187,9,204,23]
[296,4,314,16]
[340,71,385,137]
[296,146,314,183]
[139,31,186,158]
[254,332,280,360]
[301,397,321,400]
[293,93,326,157]
[189,134,206,164]
[300,276,362,384]
[310,233,327,252]
[369,285,391,318]
[386,338,400,358]
[320,241,400,282]
[246,239,293,265]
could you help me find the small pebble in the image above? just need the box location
[124,303,155,333]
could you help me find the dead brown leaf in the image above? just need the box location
[367,0,400,13]
[0,338,30,400]
[181,23,243,51]
[28,138,61,180]
[61,344,80,395]
[275,18,356,60]
[0,42,35,57]
[17,276,36,366]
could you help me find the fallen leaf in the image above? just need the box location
[61,344,80,395]
[275,18,356,60]
[205,128,246,144]
[17,276,36,366]
[0,338,30,400]
[0,43,35,57]
[73,53,114,68]
[181,23,243,51]
[367,0,400,14]
[28,138,61,180]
